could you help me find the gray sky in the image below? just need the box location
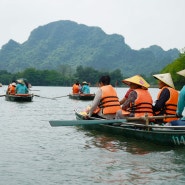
[0,0,184,51]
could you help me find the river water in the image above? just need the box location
[0,86,185,185]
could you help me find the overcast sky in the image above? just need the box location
[0,0,184,51]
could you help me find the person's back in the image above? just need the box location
[87,75,120,119]
[8,83,16,94]
[16,80,28,94]
[72,83,80,94]
[81,83,90,94]
[82,85,90,94]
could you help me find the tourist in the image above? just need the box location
[72,81,81,94]
[81,81,90,94]
[152,73,179,123]
[116,75,153,119]
[87,75,121,119]
[16,79,29,94]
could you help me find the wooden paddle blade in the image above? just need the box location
[0,94,6,97]
[49,119,126,127]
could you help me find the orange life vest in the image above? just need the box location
[8,84,16,95]
[99,85,121,114]
[72,84,79,94]
[156,87,179,122]
[126,89,153,117]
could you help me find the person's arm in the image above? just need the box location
[176,86,185,116]
[153,88,170,112]
[88,88,102,116]
[122,91,137,110]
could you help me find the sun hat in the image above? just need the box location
[177,69,185,77]
[12,82,16,86]
[153,73,175,89]
[82,81,88,85]
[17,79,25,84]
[122,75,150,89]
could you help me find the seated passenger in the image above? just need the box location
[153,73,179,123]
[16,79,29,94]
[87,75,121,119]
[81,81,90,94]
[8,82,17,95]
[116,75,153,119]
[72,81,80,94]
[6,81,16,95]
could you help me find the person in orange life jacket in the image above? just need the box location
[87,75,121,119]
[116,75,153,119]
[152,73,179,123]
[6,81,17,95]
[72,81,81,94]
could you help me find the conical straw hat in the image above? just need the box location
[122,75,150,89]
[153,73,175,89]
[177,69,185,77]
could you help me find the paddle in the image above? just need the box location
[49,119,127,127]
[0,94,6,97]
[53,95,69,99]
[49,115,177,127]
[34,94,56,100]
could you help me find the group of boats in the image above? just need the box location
[2,83,185,147]
[2,93,95,102]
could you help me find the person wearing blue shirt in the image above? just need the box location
[176,69,185,121]
[81,81,90,94]
[16,79,29,94]
[168,69,185,126]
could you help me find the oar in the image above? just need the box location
[34,94,56,100]
[0,94,6,97]
[49,115,177,127]
[49,119,127,127]
[53,95,69,99]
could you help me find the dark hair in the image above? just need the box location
[99,75,110,85]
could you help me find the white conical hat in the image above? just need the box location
[122,75,150,89]
[177,69,185,77]
[153,73,175,89]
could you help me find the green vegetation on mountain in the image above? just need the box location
[161,52,185,90]
[0,20,179,78]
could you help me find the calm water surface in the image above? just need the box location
[0,86,185,185]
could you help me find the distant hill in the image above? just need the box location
[0,20,180,77]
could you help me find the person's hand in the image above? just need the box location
[176,113,183,118]
[84,114,90,120]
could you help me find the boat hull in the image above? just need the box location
[5,94,33,102]
[75,112,185,146]
[69,93,95,100]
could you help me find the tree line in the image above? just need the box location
[0,65,126,87]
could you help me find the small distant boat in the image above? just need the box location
[69,93,95,101]
[5,94,34,102]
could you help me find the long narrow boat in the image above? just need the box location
[5,94,34,102]
[69,93,95,100]
[73,112,185,147]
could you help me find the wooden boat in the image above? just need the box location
[73,112,185,146]
[69,93,95,100]
[5,94,34,102]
